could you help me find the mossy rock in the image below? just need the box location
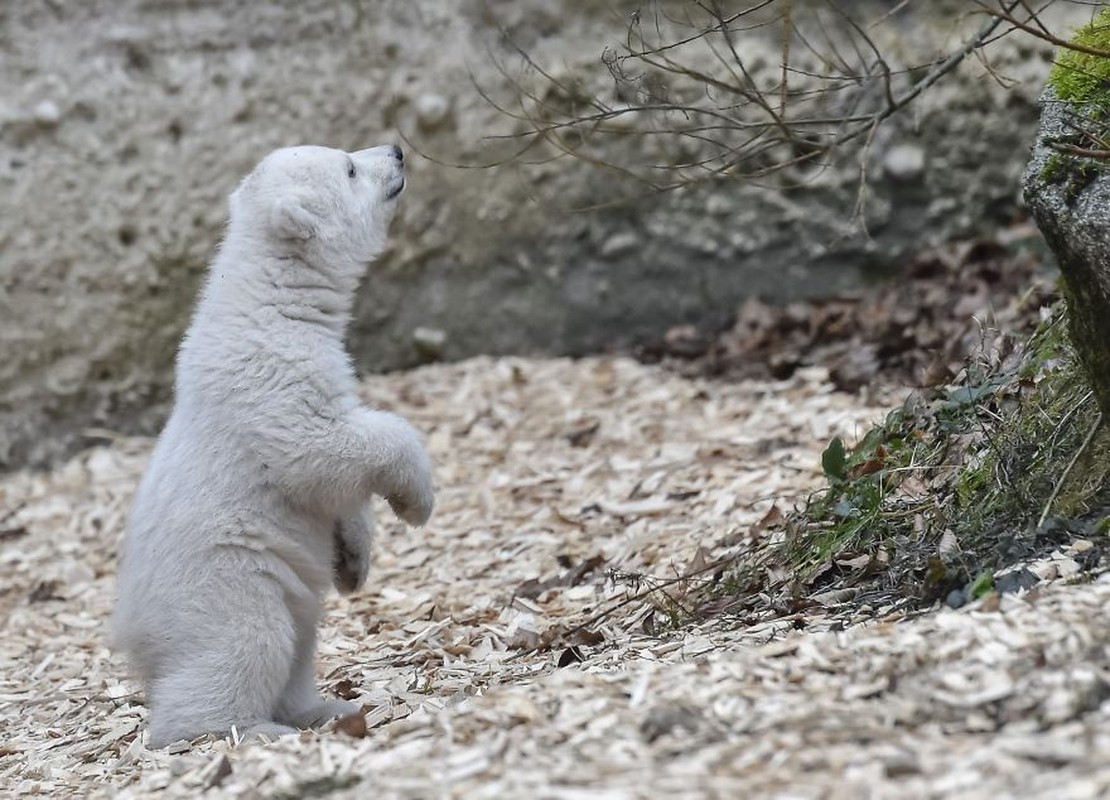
[1023,13,1110,418]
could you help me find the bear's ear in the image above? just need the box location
[271,195,320,241]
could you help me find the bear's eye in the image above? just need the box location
[347,160,356,179]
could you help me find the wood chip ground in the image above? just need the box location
[2,356,1109,799]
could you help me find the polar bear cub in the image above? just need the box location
[113,144,434,748]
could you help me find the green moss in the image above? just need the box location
[1036,152,1107,207]
[1063,160,1104,204]
[1049,8,1110,108]
[1039,153,1068,183]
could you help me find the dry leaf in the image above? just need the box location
[333,679,360,700]
[938,529,959,558]
[335,712,368,739]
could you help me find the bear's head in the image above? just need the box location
[229,144,405,270]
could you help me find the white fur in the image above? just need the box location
[112,144,434,749]
[333,506,374,595]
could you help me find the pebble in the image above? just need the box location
[600,231,638,257]
[415,93,452,131]
[32,100,62,126]
[883,143,926,181]
[412,326,447,359]
[706,194,732,216]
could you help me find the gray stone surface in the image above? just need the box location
[1023,88,1110,415]
[0,1,1088,468]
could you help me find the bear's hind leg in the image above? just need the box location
[274,619,358,729]
[146,597,300,748]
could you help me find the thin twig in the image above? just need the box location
[780,0,792,118]
[983,1,1110,59]
[1045,141,1110,159]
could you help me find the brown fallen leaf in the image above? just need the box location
[754,504,784,532]
[334,712,368,738]
[332,679,360,701]
[849,445,886,478]
[569,628,605,647]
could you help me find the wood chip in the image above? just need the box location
[3,355,1109,796]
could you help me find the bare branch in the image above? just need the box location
[431,0,1096,206]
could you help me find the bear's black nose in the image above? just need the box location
[391,145,403,163]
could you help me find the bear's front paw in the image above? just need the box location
[387,445,435,527]
[333,511,372,594]
[388,489,434,527]
[333,544,363,595]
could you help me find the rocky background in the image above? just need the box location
[0,0,1090,468]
